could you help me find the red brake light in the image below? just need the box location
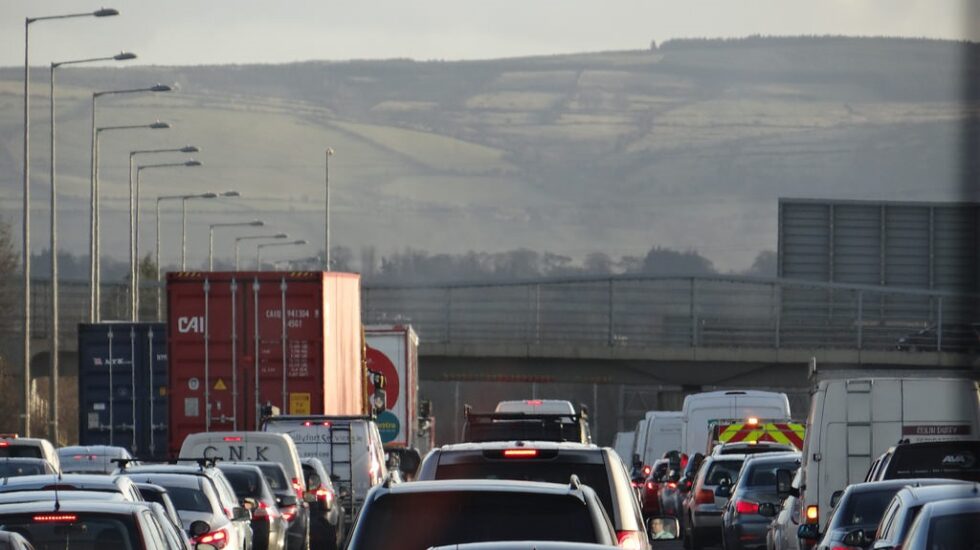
[646,482,654,490]
[321,421,331,427]
[735,499,759,514]
[222,436,242,442]
[292,477,304,499]
[667,482,677,489]
[0,442,9,447]
[616,530,643,550]
[642,465,652,476]
[694,488,715,505]
[280,505,297,522]
[33,514,77,523]
[503,449,539,458]
[315,487,334,505]
[252,501,278,521]
[524,400,543,406]
[194,528,229,549]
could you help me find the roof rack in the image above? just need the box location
[169,457,221,469]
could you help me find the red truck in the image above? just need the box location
[167,271,365,456]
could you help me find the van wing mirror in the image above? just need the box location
[758,502,777,518]
[775,468,796,498]
[797,523,820,541]
[842,529,867,547]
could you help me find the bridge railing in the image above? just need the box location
[363,275,980,352]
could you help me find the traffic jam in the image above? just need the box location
[1,270,978,550]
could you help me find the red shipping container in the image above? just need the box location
[167,271,364,456]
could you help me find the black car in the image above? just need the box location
[865,440,980,483]
[345,479,619,550]
[719,452,800,550]
[241,462,310,550]
[300,457,344,550]
[219,463,289,550]
[418,441,649,550]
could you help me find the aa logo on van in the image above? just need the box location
[941,451,976,469]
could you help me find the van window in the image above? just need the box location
[884,442,980,482]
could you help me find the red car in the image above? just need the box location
[642,459,670,515]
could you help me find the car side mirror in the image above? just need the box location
[714,484,731,498]
[797,523,820,541]
[776,469,796,498]
[242,497,258,511]
[646,516,680,542]
[758,502,777,518]
[189,521,211,537]
[277,494,298,507]
[232,506,251,521]
[830,490,844,509]
[843,529,867,547]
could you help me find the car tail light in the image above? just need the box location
[694,488,715,505]
[805,505,819,523]
[280,504,298,522]
[616,530,643,549]
[222,436,242,442]
[193,528,229,550]
[0,442,9,447]
[33,514,77,523]
[667,482,677,489]
[735,499,759,515]
[646,482,655,490]
[291,477,304,499]
[642,465,652,477]
[315,487,334,506]
[524,400,543,406]
[503,449,539,458]
[252,501,278,521]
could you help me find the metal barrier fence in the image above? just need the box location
[363,275,980,352]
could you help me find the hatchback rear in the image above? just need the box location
[0,500,176,550]
[345,479,617,550]
[418,441,648,550]
[720,453,800,550]
[681,454,745,549]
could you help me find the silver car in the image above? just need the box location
[681,454,745,549]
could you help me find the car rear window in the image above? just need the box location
[162,485,213,513]
[138,489,166,507]
[926,511,980,549]
[434,461,613,517]
[352,491,597,549]
[837,488,902,528]
[743,461,798,487]
[885,442,980,482]
[0,463,47,477]
[704,460,743,486]
[0,448,42,460]
[222,469,264,498]
[252,463,289,491]
[0,513,140,550]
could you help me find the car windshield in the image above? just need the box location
[222,469,264,498]
[925,511,980,549]
[743,461,798,487]
[0,514,139,550]
[352,491,598,550]
[0,463,47,477]
[836,488,902,528]
[434,462,613,517]
[704,460,743,486]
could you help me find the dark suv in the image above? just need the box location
[418,440,648,550]
[345,479,618,550]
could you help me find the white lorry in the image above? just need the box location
[680,390,792,456]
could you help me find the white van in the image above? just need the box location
[637,411,683,467]
[179,431,306,493]
[680,390,792,456]
[262,415,387,527]
[631,418,649,469]
[0,435,61,471]
[797,376,980,530]
[612,431,635,464]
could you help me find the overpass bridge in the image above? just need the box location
[10,274,978,443]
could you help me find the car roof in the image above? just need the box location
[705,454,747,462]
[0,500,147,514]
[378,478,593,497]
[918,496,980,515]
[0,491,126,503]
[124,464,217,476]
[436,440,599,452]
[58,446,130,455]
[742,452,802,463]
[898,482,978,503]
[133,482,169,493]
[0,474,128,490]
[845,478,963,494]
[121,473,207,488]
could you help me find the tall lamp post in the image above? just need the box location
[209,221,264,270]
[89,83,172,321]
[23,6,119,438]
[234,234,288,270]
[133,160,202,314]
[94,121,170,320]
[257,240,308,270]
[324,147,334,270]
[48,51,135,442]
[155,192,217,320]
[128,145,199,320]
[180,191,239,269]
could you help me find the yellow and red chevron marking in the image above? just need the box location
[717,422,805,449]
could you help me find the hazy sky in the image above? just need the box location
[1,0,976,67]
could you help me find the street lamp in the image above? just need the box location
[89,83,173,321]
[181,191,239,269]
[234,234,288,270]
[257,240,308,270]
[47,50,134,442]
[23,6,119,437]
[324,147,334,270]
[133,160,201,314]
[154,192,217,320]
[128,145,199,320]
[94,121,170,320]
[209,221,264,271]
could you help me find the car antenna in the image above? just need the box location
[53,472,61,512]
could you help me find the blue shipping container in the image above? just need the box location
[77,322,168,459]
